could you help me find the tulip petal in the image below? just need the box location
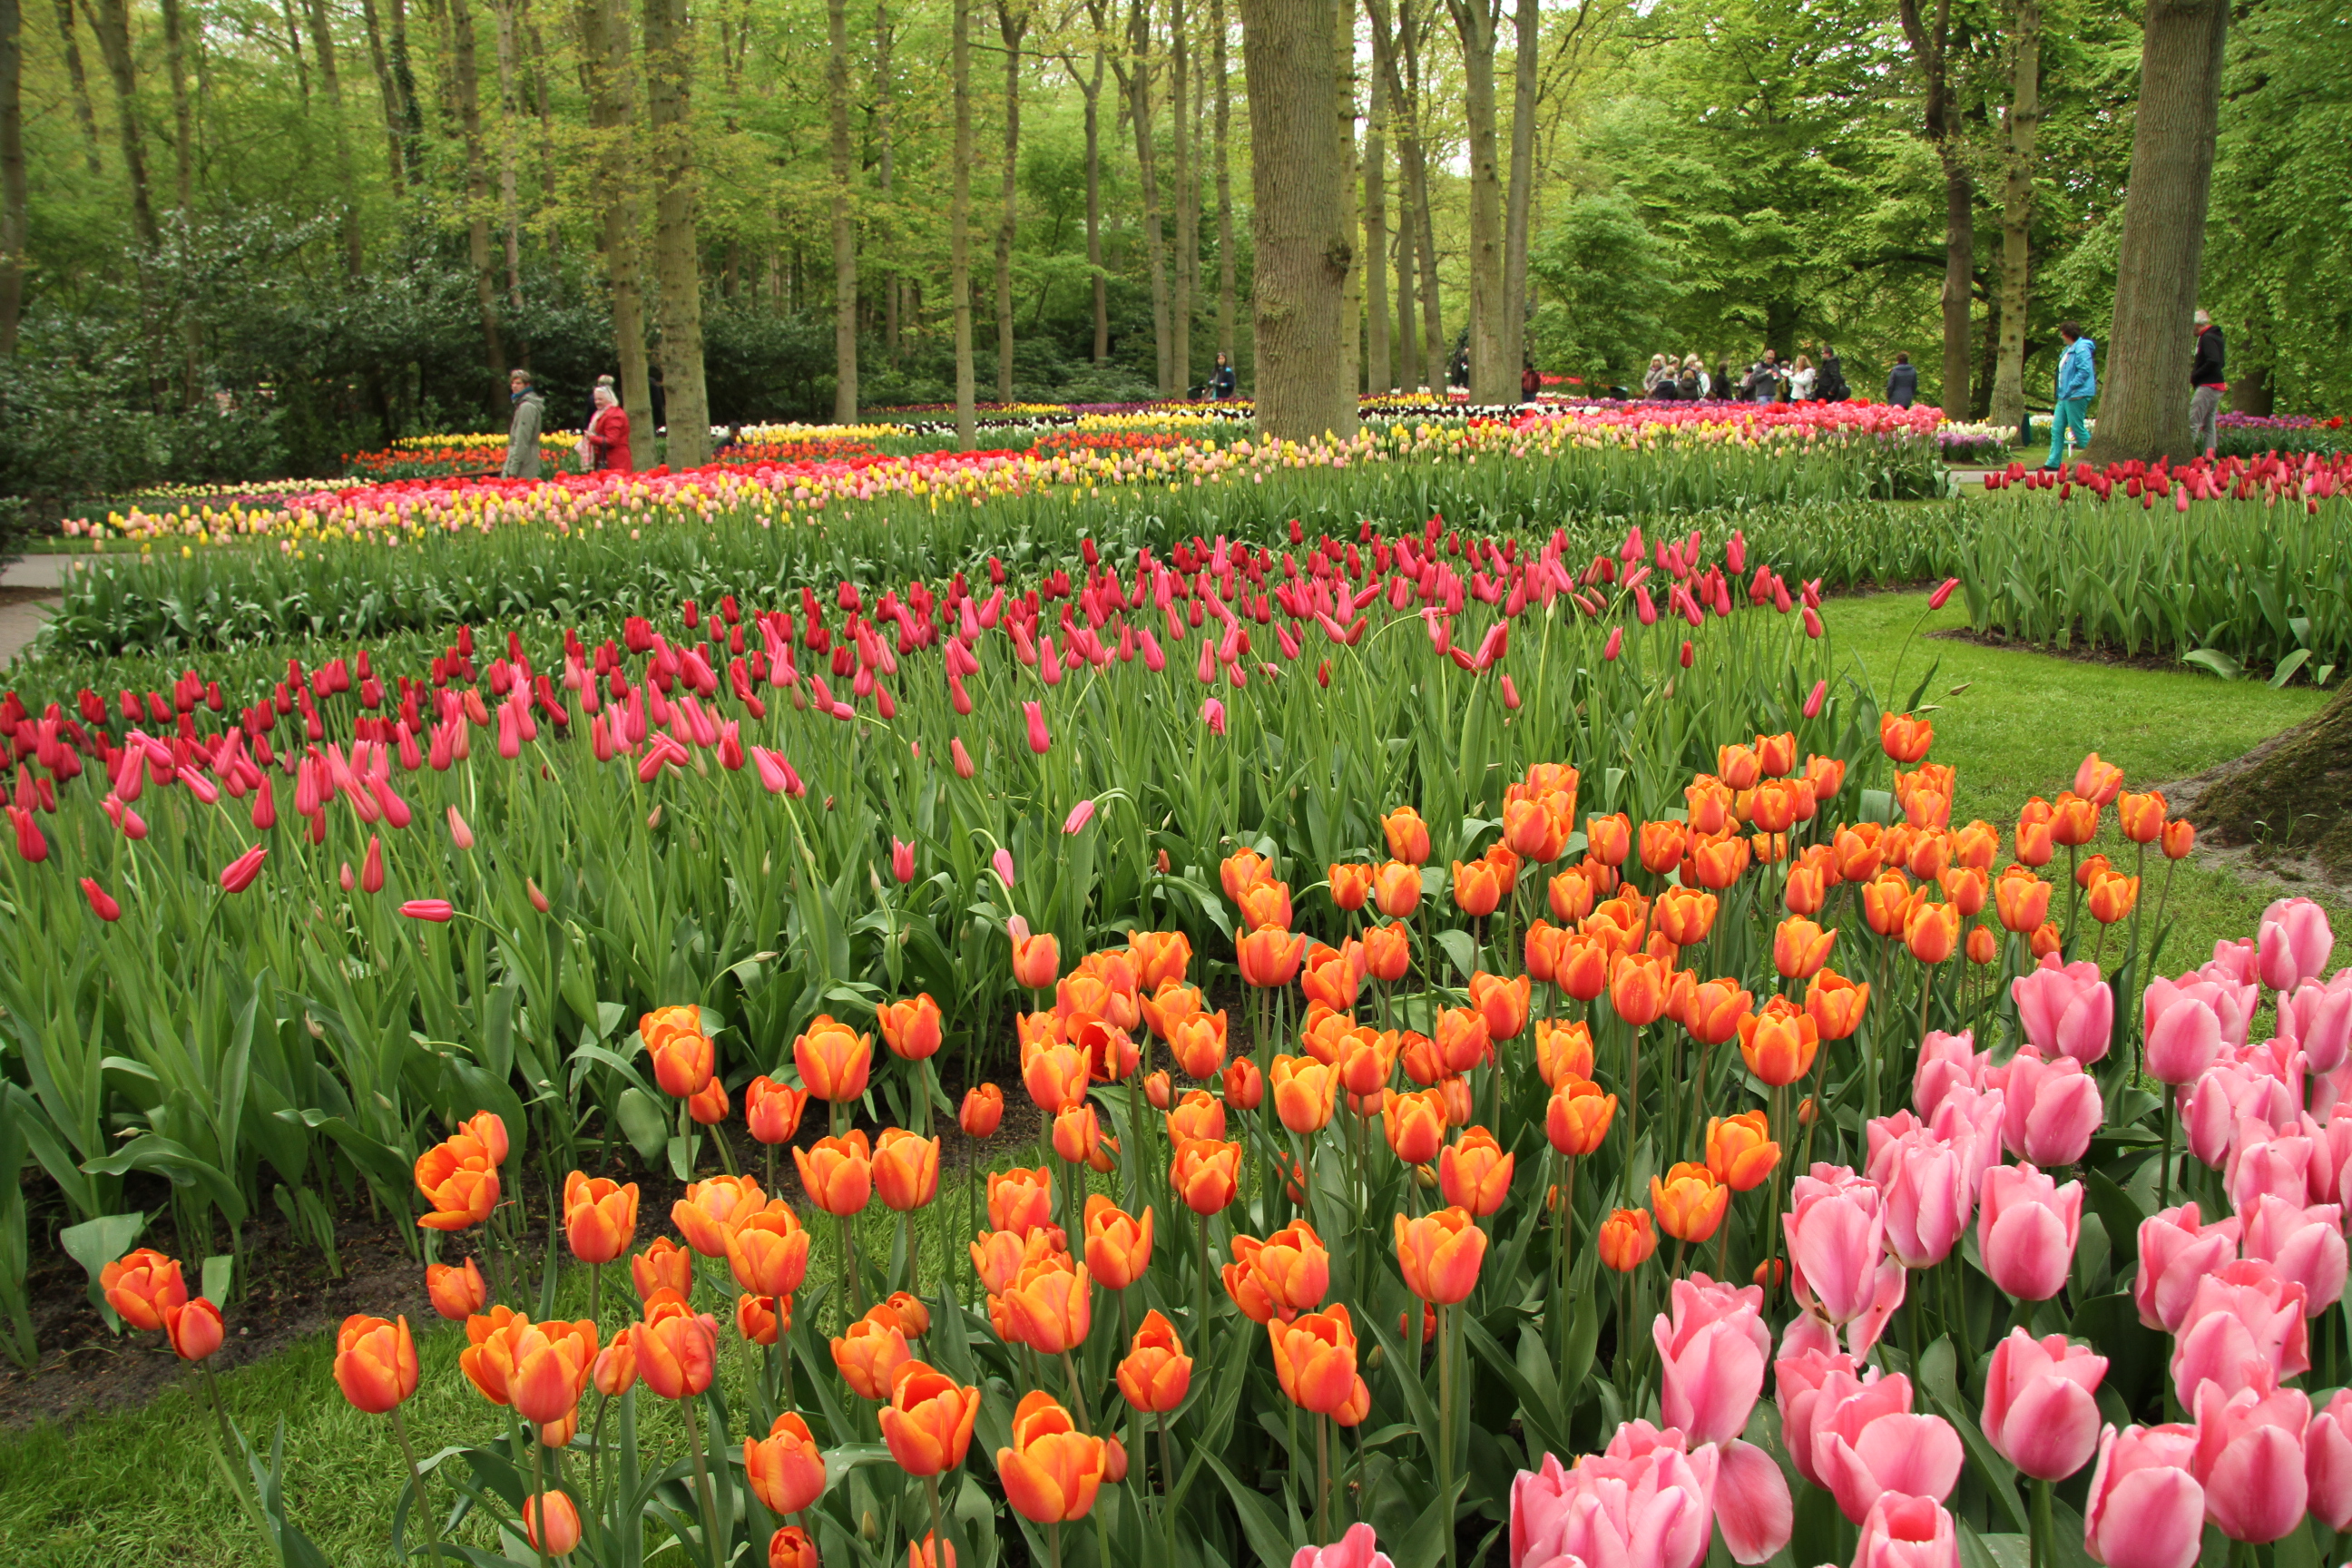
[2092,1467,2207,1568]
[1716,1439,1795,1564]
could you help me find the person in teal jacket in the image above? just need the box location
[2044,321,2095,470]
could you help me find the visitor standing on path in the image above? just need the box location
[2190,309,2227,455]
[585,378,633,472]
[502,369,546,479]
[1212,352,1238,400]
[2044,321,2096,470]
[1817,347,1849,402]
[1885,353,1918,407]
[1789,355,1817,401]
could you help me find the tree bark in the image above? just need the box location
[1240,0,1351,439]
[1397,0,1442,383]
[827,0,857,419]
[876,0,897,359]
[87,0,157,250]
[387,0,425,172]
[0,0,23,355]
[1501,0,1535,391]
[578,0,652,465]
[951,0,975,446]
[2089,0,2229,464]
[1210,0,1233,369]
[995,0,1026,404]
[1081,22,1107,362]
[53,0,102,173]
[1333,0,1357,397]
[1123,0,1171,394]
[159,0,191,212]
[1363,0,1388,394]
[450,0,508,395]
[306,0,366,277]
[1988,0,2039,433]
[279,0,311,103]
[1896,0,1973,419]
[358,0,408,189]
[642,0,709,463]
[494,0,521,303]
[1446,0,1508,402]
[1169,0,1191,394]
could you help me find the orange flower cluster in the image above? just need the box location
[414,1111,507,1232]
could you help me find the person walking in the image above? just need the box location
[502,369,546,478]
[1521,361,1541,400]
[1211,352,1239,400]
[585,377,633,472]
[2043,320,2096,470]
[1789,355,1818,401]
[1816,347,1849,402]
[1745,349,1782,404]
[1885,353,1918,407]
[2190,309,2227,455]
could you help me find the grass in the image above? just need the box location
[2,590,2345,1564]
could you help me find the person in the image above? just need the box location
[1679,355,1703,398]
[2043,321,2096,469]
[1886,353,1918,408]
[1715,360,1735,401]
[1816,347,1849,402]
[1789,355,1817,401]
[585,377,632,473]
[2190,309,2226,454]
[1212,352,1238,400]
[1521,361,1541,400]
[502,368,545,478]
[1642,354,1670,397]
[1745,350,1781,404]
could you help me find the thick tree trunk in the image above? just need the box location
[1896,0,1972,418]
[306,0,366,277]
[2230,364,2271,416]
[1333,0,1357,397]
[1211,0,1234,368]
[1402,2,1441,384]
[1394,172,1416,387]
[1989,0,2039,433]
[1501,0,1535,390]
[0,0,22,356]
[1240,0,1351,439]
[1125,0,1171,395]
[54,0,102,173]
[951,0,975,446]
[1082,36,1106,362]
[827,0,857,420]
[2090,0,2229,464]
[159,0,191,212]
[995,1,1025,404]
[642,0,709,464]
[450,0,508,394]
[387,0,425,173]
[876,1,897,359]
[358,0,408,189]
[1447,0,1508,403]
[1168,0,1189,394]
[578,0,652,465]
[87,0,158,250]
[1364,0,1389,395]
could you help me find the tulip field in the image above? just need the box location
[4,415,2352,1568]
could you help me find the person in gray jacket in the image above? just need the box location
[502,369,546,479]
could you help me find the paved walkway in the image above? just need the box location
[0,555,76,670]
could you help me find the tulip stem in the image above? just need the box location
[1060,1349,1093,1433]
[1436,1300,1458,1568]
[200,1364,271,1549]
[390,1403,449,1568]
[1316,1409,1332,1541]
[838,1212,866,1317]
[2030,1475,2053,1568]
[529,1432,555,1568]
[1050,1520,1064,1568]
[927,1475,946,1568]
[2161,1087,2176,1211]
[683,1395,724,1568]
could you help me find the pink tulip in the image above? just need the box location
[2279,973,2352,1074]
[1292,1523,1393,1568]
[1982,1329,2106,1480]
[2239,1193,2347,1315]
[1602,627,1623,661]
[1804,679,1827,717]
[2190,1381,2310,1544]
[400,899,455,923]
[2258,897,2334,993]
[891,838,916,883]
[2205,937,2259,989]
[219,845,268,894]
[2305,1389,2352,1532]
[1594,1421,1792,1568]
[1023,700,1052,754]
[1985,1047,2101,1167]
[1808,1368,1963,1524]
[950,738,975,779]
[1774,1325,1857,1488]
[1977,1163,2082,1301]
[446,805,475,850]
[2011,953,2112,1064]
[1201,698,1228,736]
[1508,1437,1717,1568]
[80,878,122,922]
[1851,1492,1958,1568]
[2141,979,2224,1085]
[2083,1425,2206,1568]
[1784,1167,1906,1353]
[2133,1202,2240,1333]
[2307,1107,2352,1206]
[1653,1275,1769,1445]
[1911,1029,1985,1120]
[2171,1259,2309,1407]
[1872,1128,1971,1269]
[1925,1083,2006,1200]
[2228,1115,2315,1216]
[1063,799,1096,836]
[992,848,1017,888]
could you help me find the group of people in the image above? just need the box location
[500,368,634,479]
[1636,346,1853,406]
[2034,308,2227,469]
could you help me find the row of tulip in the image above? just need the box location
[65,718,2352,1568]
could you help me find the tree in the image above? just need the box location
[1240,0,1351,436]
[0,0,20,355]
[1987,0,2039,432]
[2090,0,2228,463]
[1363,0,1389,394]
[996,0,1028,403]
[1116,0,1172,393]
[642,0,710,464]
[1895,0,1975,418]
[1500,0,1535,391]
[450,0,508,397]
[953,0,977,444]
[86,0,157,252]
[1446,0,1511,402]
[1210,0,1235,372]
[828,0,858,419]
[577,0,653,466]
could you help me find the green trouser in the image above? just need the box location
[2045,397,2089,469]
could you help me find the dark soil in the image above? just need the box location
[0,585,60,611]
[1932,623,2195,676]
[2175,683,2352,884]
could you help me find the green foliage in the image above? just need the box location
[1524,192,1681,384]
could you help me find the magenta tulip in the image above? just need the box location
[2190,1382,2310,1544]
[2170,1259,2309,1408]
[1023,700,1052,754]
[2083,1426,2206,1568]
[891,838,916,883]
[1808,1368,1963,1524]
[1982,1329,2106,1480]
[2306,1389,2352,1533]
[2141,979,2225,1086]
[2257,897,2335,993]
[1986,1048,2101,1167]
[399,899,456,923]
[2133,1202,2241,1333]
[2011,954,2112,1064]
[1653,1275,1769,1445]
[1977,1163,2082,1302]
[2239,1193,2346,1316]
[1851,1492,1958,1568]
[219,845,268,893]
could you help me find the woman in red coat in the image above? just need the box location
[586,379,632,472]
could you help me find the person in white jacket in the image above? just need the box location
[1788,356,1818,400]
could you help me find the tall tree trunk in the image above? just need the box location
[1394,163,1416,386]
[1370,0,1414,387]
[2229,364,2271,416]
[358,0,408,189]
[87,0,157,250]
[642,0,709,462]
[159,0,191,211]
[1081,30,1106,362]
[0,0,23,355]
[450,0,506,394]
[826,0,857,419]
[1501,0,1535,390]
[1210,0,1233,368]
[2090,0,2228,464]
[1333,0,1357,397]
[1988,0,2039,433]
[54,0,102,173]
[387,0,424,172]
[1363,0,1387,394]
[524,0,556,250]
[1168,0,1189,394]
[1896,0,1973,418]
[1125,0,1171,395]
[307,0,366,277]
[1446,0,1508,403]
[578,0,652,465]
[995,1,1025,404]
[1240,0,1350,438]
[1398,0,1442,381]
[952,0,975,446]
[876,1,897,360]
[494,0,522,305]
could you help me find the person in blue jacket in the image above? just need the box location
[2045,320,2095,470]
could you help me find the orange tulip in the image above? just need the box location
[1455,973,1525,1046]
[672,1172,765,1258]
[972,1229,1063,1296]
[2075,751,2125,806]
[1244,1220,1332,1318]
[101,1248,187,1331]
[874,1129,941,1211]
[1687,833,1750,890]
[426,1258,486,1321]
[1804,968,1871,1041]
[2030,921,2063,960]
[1436,1074,1474,1130]
[1783,864,1828,917]
[1637,819,1690,877]
[983,1166,1053,1236]
[686,1076,731,1126]
[1169,1137,1241,1214]
[2050,790,2101,848]
[632,1293,720,1399]
[1523,918,1573,984]
[1269,1054,1338,1133]
[1128,929,1192,992]
[1552,934,1609,1003]
[877,994,945,1062]
[776,1527,821,1568]
[1681,976,1753,1046]
[794,1132,873,1217]
[1748,779,1802,835]
[1651,1162,1729,1242]
[1966,925,1998,965]
[2087,869,2141,925]
[1009,920,1062,991]
[1940,865,1988,918]
[881,1361,982,1475]
[1383,806,1432,865]
[999,1257,1093,1355]
[1050,1102,1103,1167]
[1904,897,1962,964]
[1548,867,1597,926]
[564,1171,641,1266]
[1880,711,1934,762]
[1739,995,1821,1085]
[1994,865,2053,934]
[1651,887,1716,948]
[1573,815,1624,871]
[1440,856,1496,918]
[1610,952,1671,1027]
[1298,941,1365,1011]
[1236,927,1307,988]
[334,1313,419,1413]
[1706,1112,1780,1191]
[508,1318,600,1427]
[1352,925,1406,989]
[960,1083,1004,1137]
[642,1005,715,1098]
[832,1308,915,1400]
[1321,863,1374,915]
[1857,870,1916,940]
[1236,877,1295,934]
[997,1390,1108,1524]
[737,1291,788,1347]
[1383,1087,1448,1164]
[460,1308,531,1405]
[1546,1078,1617,1158]
[1116,1309,1192,1413]
[745,1077,810,1145]
[415,1132,501,1232]
[524,1491,582,1556]
[745,1410,828,1515]
[1220,848,1273,902]
[2162,818,2195,858]
[1363,862,1423,924]
[1269,1304,1360,1415]
[1686,776,1734,837]
[1394,1205,1489,1304]
[593,1335,640,1396]
[1019,1040,1086,1113]
[1083,1195,1155,1290]
[1598,1208,1656,1271]
[1531,1018,1594,1088]
[1139,980,1203,1040]
[1438,1126,1514,1217]
[794,1014,874,1103]
[1769,917,1833,981]
[723,1201,810,1298]
[1222,1055,1264,1110]
[632,1237,695,1299]
[1165,1088,1227,1144]
[1504,796,1573,864]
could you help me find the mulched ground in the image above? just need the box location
[1930,623,2194,676]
